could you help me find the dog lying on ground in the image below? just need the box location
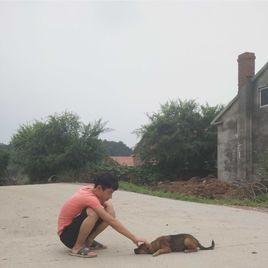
[134,233,215,257]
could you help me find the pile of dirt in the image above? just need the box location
[151,176,248,199]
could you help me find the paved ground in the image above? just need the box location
[0,183,268,268]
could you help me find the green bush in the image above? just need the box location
[10,112,107,183]
[134,99,223,178]
[88,162,161,186]
[0,146,9,185]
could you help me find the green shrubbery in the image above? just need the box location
[10,112,107,183]
[0,145,9,185]
[2,99,224,185]
[88,162,161,185]
[134,99,223,178]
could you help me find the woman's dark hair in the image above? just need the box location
[93,172,119,191]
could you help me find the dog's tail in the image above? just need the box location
[198,240,215,250]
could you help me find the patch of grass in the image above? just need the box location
[119,181,268,208]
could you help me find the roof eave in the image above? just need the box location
[211,95,238,125]
[252,62,268,82]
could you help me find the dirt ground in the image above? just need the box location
[1,183,268,268]
[151,176,267,200]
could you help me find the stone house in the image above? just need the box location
[211,52,268,182]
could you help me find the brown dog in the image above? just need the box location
[134,234,215,257]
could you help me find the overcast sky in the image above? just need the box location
[1,1,268,148]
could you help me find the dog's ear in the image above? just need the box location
[137,241,145,246]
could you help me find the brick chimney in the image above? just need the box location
[237,52,255,90]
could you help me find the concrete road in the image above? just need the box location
[0,183,268,268]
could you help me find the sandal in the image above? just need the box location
[90,240,107,250]
[69,247,97,258]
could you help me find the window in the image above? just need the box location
[260,87,268,107]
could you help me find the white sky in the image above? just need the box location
[1,1,268,148]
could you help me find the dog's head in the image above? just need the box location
[134,242,152,254]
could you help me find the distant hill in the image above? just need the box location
[102,140,133,156]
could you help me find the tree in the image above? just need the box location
[10,112,107,182]
[0,144,9,180]
[102,140,132,156]
[134,99,223,178]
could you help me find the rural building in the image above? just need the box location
[211,52,268,182]
[110,155,142,167]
